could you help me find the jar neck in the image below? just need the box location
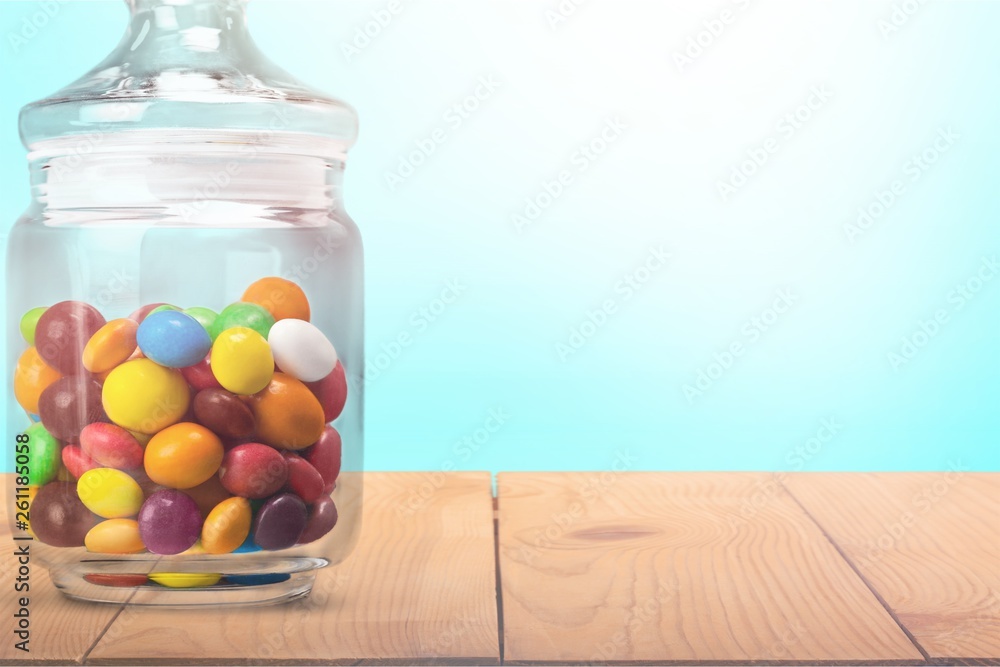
[27,131,345,227]
[124,0,251,59]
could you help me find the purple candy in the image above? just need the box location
[138,489,202,555]
[297,496,338,545]
[252,493,307,550]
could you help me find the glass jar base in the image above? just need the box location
[48,560,327,607]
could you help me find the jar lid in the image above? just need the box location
[19,0,358,156]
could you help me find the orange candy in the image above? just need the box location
[241,277,311,322]
[13,347,62,414]
[250,373,325,450]
[144,423,224,489]
[83,318,138,374]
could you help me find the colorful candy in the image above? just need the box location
[23,422,60,486]
[252,493,307,550]
[38,376,106,441]
[13,276,349,558]
[268,319,337,382]
[250,373,325,450]
[242,277,311,322]
[85,519,146,554]
[102,359,190,434]
[34,301,107,374]
[201,497,252,554]
[82,318,138,374]
[137,310,212,368]
[30,482,99,547]
[137,490,202,555]
[306,360,348,423]
[144,422,224,489]
[13,347,62,415]
[192,388,255,439]
[211,327,274,395]
[80,423,144,470]
[211,302,275,340]
[218,443,288,499]
[77,468,144,518]
[19,306,47,345]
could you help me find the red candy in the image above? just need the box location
[305,361,348,423]
[180,353,222,391]
[62,445,100,479]
[38,375,106,441]
[304,426,342,491]
[80,423,144,470]
[298,496,338,545]
[128,303,167,324]
[281,452,325,504]
[219,443,288,499]
[34,301,107,374]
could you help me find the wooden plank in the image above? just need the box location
[0,481,126,665]
[497,472,924,664]
[87,472,500,665]
[783,472,1000,662]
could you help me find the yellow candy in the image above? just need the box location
[201,497,251,555]
[210,326,274,395]
[77,468,144,519]
[83,318,138,374]
[149,573,221,588]
[179,541,208,556]
[102,359,190,434]
[128,430,153,446]
[85,519,146,554]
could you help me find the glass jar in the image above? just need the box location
[6,0,363,605]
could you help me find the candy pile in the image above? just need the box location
[13,277,347,555]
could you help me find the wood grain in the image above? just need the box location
[87,472,500,665]
[783,472,1000,662]
[497,472,924,664]
[0,485,126,665]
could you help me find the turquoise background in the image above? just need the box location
[0,0,997,473]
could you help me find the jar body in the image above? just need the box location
[6,144,364,605]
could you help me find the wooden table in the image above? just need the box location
[2,472,997,665]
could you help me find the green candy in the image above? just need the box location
[210,302,275,341]
[23,422,61,486]
[183,307,218,334]
[148,304,181,316]
[19,307,47,345]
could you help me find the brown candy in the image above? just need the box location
[192,388,255,439]
[31,482,100,547]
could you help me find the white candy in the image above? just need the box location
[267,319,338,383]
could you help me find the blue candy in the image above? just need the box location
[224,573,290,586]
[233,534,262,553]
[136,311,212,368]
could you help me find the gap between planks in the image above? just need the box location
[776,477,933,663]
